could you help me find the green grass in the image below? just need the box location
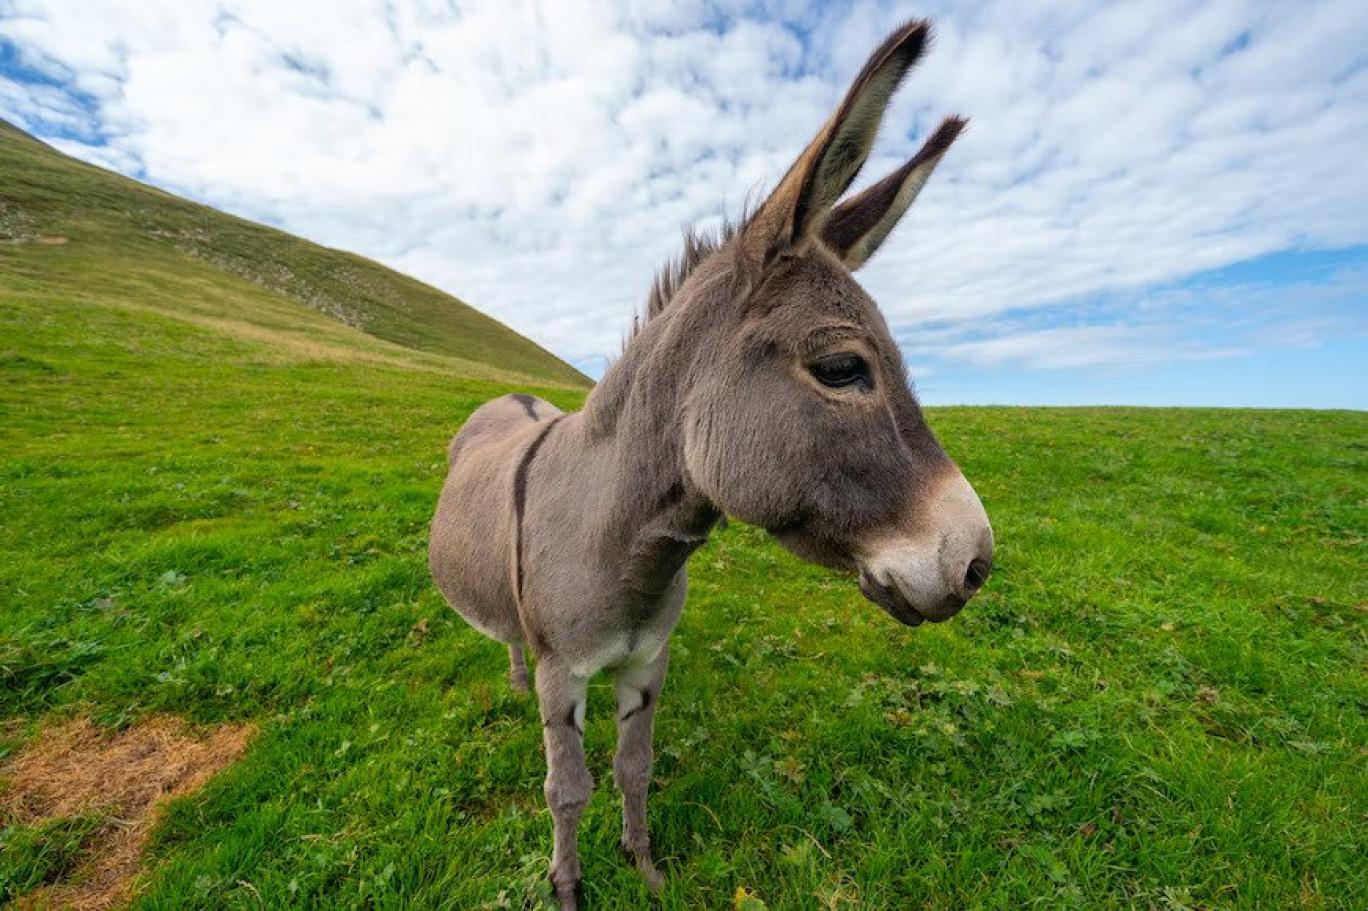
[0,814,104,903]
[1,121,1365,909]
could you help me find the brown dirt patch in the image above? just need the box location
[35,235,69,245]
[1,715,254,910]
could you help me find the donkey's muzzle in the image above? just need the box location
[859,568,932,626]
[858,566,976,626]
[854,469,993,626]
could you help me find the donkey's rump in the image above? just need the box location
[429,394,564,644]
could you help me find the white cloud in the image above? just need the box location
[936,325,1247,370]
[2,0,1366,379]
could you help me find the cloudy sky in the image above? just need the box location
[3,0,1365,407]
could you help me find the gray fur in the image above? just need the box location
[428,20,993,907]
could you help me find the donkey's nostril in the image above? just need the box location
[963,557,992,594]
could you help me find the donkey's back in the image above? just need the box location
[428,393,563,645]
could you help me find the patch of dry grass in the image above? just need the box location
[2,716,254,910]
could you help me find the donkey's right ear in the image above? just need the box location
[741,20,933,261]
[821,116,966,270]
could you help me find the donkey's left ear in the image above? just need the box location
[743,20,932,258]
[822,116,966,270]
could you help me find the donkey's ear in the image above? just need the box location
[744,20,932,257]
[821,116,965,270]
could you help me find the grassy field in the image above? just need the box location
[2,124,1366,909]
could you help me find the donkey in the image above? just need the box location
[429,19,992,907]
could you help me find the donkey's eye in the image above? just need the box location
[807,353,873,391]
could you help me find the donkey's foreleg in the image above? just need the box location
[612,643,669,892]
[508,643,529,694]
[535,661,592,909]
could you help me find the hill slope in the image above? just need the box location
[0,119,588,388]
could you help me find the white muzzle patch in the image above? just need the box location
[857,470,993,623]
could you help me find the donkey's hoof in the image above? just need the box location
[622,843,665,893]
[509,672,529,694]
[638,861,664,893]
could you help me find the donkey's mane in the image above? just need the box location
[628,210,751,344]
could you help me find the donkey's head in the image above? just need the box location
[681,20,992,626]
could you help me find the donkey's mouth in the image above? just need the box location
[858,567,972,627]
[858,569,927,626]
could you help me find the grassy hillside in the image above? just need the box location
[0,119,588,388]
[1,121,1365,909]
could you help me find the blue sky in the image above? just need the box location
[2,0,1365,408]
[908,246,1368,407]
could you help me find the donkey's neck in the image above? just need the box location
[580,310,720,599]
[614,479,717,608]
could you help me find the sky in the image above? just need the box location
[2,0,1365,408]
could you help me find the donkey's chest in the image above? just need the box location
[563,573,687,678]
[568,625,669,679]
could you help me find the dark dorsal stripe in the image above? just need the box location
[511,393,539,421]
[513,416,563,606]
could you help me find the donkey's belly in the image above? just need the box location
[428,395,562,646]
[429,466,522,643]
